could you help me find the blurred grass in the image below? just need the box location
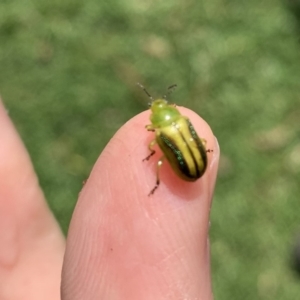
[1,0,300,298]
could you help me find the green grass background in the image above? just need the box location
[1,0,300,298]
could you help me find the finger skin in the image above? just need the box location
[62,107,219,300]
[0,99,65,300]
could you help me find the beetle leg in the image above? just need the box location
[200,138,213,153]
[143,139,156,161]
[200,138,207,146]
[145,124,155,132]
[149,156,165,196]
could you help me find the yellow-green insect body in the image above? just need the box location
[139,84,209,195]
[155,111,207,181]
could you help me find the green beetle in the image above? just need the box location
[138,83,211,195]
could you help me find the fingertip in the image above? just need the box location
[76,106,219,218]
[88,107,219,200]
[63,107,218,299]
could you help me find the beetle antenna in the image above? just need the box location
[163,84,177,99]
[137,83,153,104]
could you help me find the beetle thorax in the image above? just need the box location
[150,99,181,127]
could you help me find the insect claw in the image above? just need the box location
[148,185,158,196]
[143,150,155,161]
